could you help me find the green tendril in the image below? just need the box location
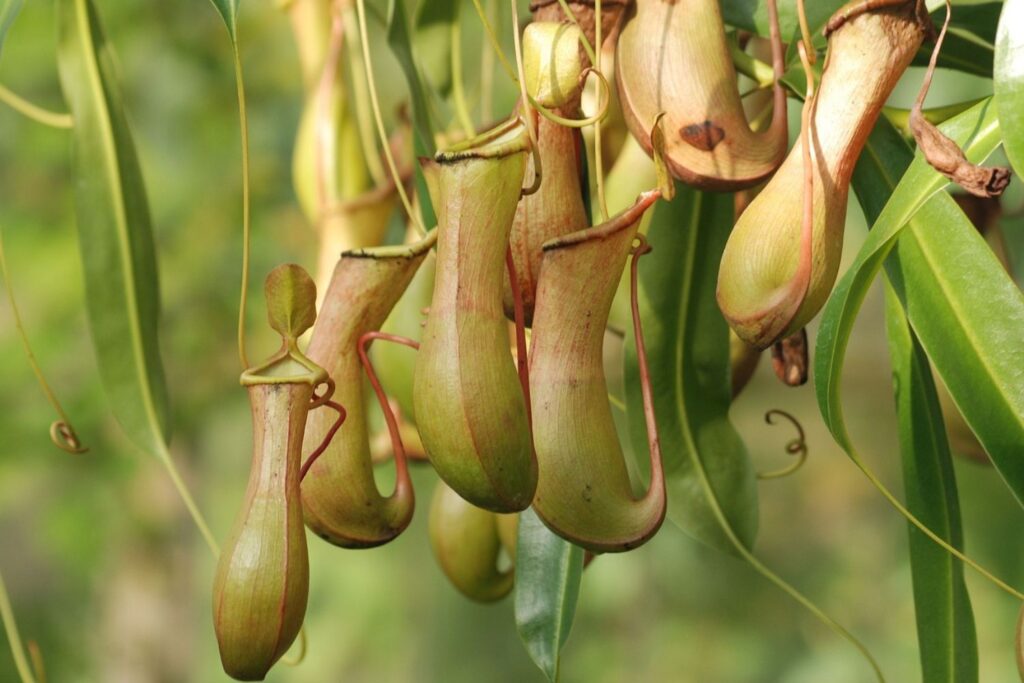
[0,84,73,129]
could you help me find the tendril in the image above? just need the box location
[0,569,38,683]
[592,0,608,221]
[629,234,664,498]
[358,331,420,494]
[49,421,86,454]
[279,627,307,667]
[533,67,612,129]
[0,84,73,129]
[758,410,809,480]
[354,0,426,235]
[510,0,543,196]
[0,227,87,454]
[300,398,346,481]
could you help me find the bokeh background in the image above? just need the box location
[1,1,1022,681]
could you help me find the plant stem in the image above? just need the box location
[0,570,38,683]
[341,3,386,187]
[354,0,425,236]
[0,227,85,453]
[157,441,220,557]
[0,84,72,129]
[450,15,476,139]
[232,48,251,371]
[593,0,608,221]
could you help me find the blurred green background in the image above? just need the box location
[1,1,1022,681]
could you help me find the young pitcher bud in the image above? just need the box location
[523,22,584,109]
[429,480,515,603]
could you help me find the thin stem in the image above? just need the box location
[480,0,495,123]
[797,0,815,64]
[0,227,86,454]
[555,0,597,65]
[852,450,1024,600]
[354,0,425,235]
[592,0,608,221]
[0,570,37,683]
[156,441,219,557]
[358,332,419,494]
[471,0,517,82]
[232,49,252,371]
[0,84,72,129]
[342,4,387,187]
[680,419,886,680]
[509,0,542,196]
[630,237,662,496]
[300,399,346,481]
[757,410,809,480]
[728,41,775,89]
[450,15,476,139]
[280,627,307,666]
[912,0,952,117]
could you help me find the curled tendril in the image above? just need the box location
[49,421,87,455]
[531,67,612,129]
[300,398,347,481]
[309,377,336,410]
[757,409,808,480]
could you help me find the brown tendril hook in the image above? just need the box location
[629,233,664,493]
[300,397,346,482]
[356,331,420,483]
[757,409,809,480]
[49,421,87,454]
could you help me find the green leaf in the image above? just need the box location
[995,0,1024,173]
[386,0,435,154]
[264,263,317,340]
[414,0,459,97]
[207,0,238,43]
[514,509,584,683]
[0,0,23,57]
[386,0,437,230]
[883,285,978,683]
[818,100,1024,506]
[721,0,844,41]
[624,184,758,554]
[56,0,171,456]
[853,121,978,682]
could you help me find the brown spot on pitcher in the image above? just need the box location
[680,120,726,151]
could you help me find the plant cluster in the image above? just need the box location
[1,0,1023,681]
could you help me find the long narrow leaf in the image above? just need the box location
[853,122,978,682]
[884,284,978,683]
[514,509,584,683]
[207,0,238,42]
[624,185,758,554]
[995,0,1024,173]
[56,0,171,456]
[813,99,1024,502]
